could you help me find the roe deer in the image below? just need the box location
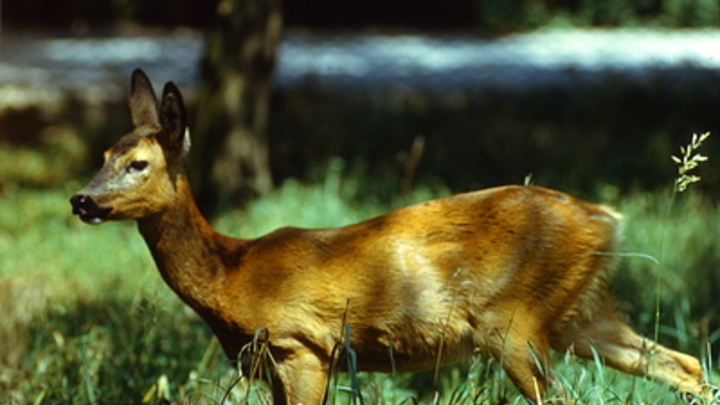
[71,69,712,404]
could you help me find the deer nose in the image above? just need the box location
[70,194,113,224]
[70,194,112,224]
[70,194,99,216]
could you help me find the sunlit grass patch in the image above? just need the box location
[214,160,450,238]
[0,185,161,303]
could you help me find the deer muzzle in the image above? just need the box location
[70,194,113,225]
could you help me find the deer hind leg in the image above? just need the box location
[552,301,708,399]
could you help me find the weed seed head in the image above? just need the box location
[672,132,711,192]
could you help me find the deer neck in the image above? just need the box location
[136,171,234,313]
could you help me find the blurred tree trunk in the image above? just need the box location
[191,0,282,213]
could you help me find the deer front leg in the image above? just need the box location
[271,346,329,405]
[483,316,551,403]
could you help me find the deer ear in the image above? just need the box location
[159,81,189,154]
[129,69,160,127]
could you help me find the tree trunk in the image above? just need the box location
[192,0,282,213]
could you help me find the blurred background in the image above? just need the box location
[1,0,720,403]
[2,0,719,207]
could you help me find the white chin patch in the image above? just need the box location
[82,216,106,225]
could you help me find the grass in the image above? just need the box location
[2,160,720,404]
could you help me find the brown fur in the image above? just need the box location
[70,69,710,404]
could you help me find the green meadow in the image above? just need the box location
[1,138,720,404]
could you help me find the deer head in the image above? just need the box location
[70,69,190,224]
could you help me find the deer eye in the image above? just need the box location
[127,160,148,173]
